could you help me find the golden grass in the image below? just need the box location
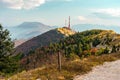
[57,28,75,36]
[6,52,120,80]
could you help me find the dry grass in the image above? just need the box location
[57,28,75,36]
[6,52,120,80]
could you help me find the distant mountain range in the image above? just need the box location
[72,24,120,34]
[5,22,120,47]
[6,22,55,39]
[6,22,120,40]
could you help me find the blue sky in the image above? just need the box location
[1,0,120,27]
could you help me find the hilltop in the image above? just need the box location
[57,27,76,36]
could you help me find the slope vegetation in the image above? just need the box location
[9,52,120,80]
[7,29,120,80]
[18,29,120,70]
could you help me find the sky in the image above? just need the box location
[0,0,120,27]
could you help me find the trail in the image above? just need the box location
[74,60,120,80]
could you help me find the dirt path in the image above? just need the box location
[74,60,120,80]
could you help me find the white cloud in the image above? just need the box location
[78,16,87,21]
[0,0,45,10]
[0,0,72,10]
[92,8,120,17]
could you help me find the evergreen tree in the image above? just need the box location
[0,24,14,57]
[0,24,17,74]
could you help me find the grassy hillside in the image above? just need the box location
[8,52,120,80]
[4,29,120,80]
[18,29,120,70]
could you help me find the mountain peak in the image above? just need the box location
[8,22,53,39]
[22,22,43,24]
[19,22,47,28]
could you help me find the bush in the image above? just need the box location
[104,47,110,54]
[96,48,104,55]
[69,53,79,60]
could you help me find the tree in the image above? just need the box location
[0,24,14,57]
[0,24,16,74]
[93,37,101,47]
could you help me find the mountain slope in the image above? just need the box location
[9,29,120,80]
[14,27,75,55]
[8,52,120,80]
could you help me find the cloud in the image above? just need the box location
[0,0,45,10]
[78,16,87,21]
[92,8,120,19]
[0,0,73,10]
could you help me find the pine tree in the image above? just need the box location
[0,24,16,74]
[0,24,14,57]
